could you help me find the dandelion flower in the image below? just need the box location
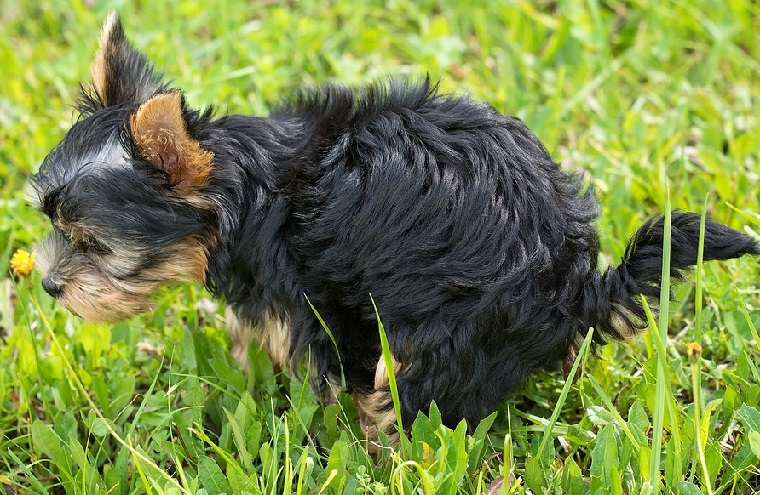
[686,341,702,358]
[10,249,36,277]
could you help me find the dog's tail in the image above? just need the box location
[580,212,758,342]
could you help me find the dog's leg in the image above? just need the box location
[224,307,291,372]
[353,325,503,452]
[353,354,403,453]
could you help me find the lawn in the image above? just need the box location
[1,1,759,493]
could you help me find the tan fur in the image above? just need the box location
[154,239,209,283]
[373,354,402,390]
[37,239,208,323]
[562,345,579,381]
[130,93,214,195]
[353,390,399,453]
[354,354,404,452]
[610,303,644,338]
[60,268,153,322]
[225,307,292,371]
[89,12,118,105]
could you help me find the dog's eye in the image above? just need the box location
[79,235,112,255]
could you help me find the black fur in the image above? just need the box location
[33,15,759,433]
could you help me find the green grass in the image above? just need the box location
[2,0,760,493]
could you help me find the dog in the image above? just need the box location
[31,13,758,446]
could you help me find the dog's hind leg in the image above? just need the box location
[353,354,404,452]
[353,322,505,452]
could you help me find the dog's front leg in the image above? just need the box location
[224,306,291,372]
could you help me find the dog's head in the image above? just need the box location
[31,13,218,322]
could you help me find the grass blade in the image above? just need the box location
[649,183,672,493]
[537,326,594,461]
[371,295,410,454]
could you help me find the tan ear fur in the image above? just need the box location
[88,12,164,107]
[130,92,214,194]
[89,12,119,106]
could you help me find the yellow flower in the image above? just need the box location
[686,342,702,358]
[10,249,36,277]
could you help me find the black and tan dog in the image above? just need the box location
[32,13,758,445]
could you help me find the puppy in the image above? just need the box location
[32,13,758,445]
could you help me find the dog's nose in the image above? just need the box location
[42,276,63,298]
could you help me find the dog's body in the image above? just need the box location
[32,14,758,443]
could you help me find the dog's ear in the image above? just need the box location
[89,12,166,108]
[130,92,214,195]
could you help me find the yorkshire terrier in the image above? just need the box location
[32,14,758,445]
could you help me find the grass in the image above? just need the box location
[2,0,760,493]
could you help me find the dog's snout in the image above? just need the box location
[42,276,63,298]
